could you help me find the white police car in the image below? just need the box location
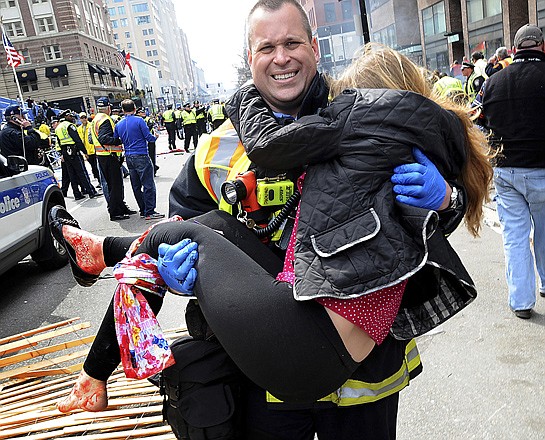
[0,154,67,275]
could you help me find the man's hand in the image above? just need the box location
[391,147,448,211]
[157,239,198,295]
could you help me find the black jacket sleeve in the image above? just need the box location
[68,125,86,154]
[97,120,121,147]
[168,154,218,218]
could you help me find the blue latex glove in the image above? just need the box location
[391,147,447,210]
[157,239,198,295]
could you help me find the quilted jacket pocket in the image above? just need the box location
[310,209,380,257]
[309,209,400,292]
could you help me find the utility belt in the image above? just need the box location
[220,171,299,250]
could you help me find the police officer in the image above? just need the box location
[174,104,184,141]
[193,100,207,137]
[207,98,227,130]
[161,104,177,150]
[55,110,100,200]
[0,105,42,165]
[461,61,486,102]
[91,97,133,220]
[181,102,198,153]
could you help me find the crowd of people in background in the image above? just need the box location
[0,95,227,222]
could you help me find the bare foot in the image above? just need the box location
[57,370,108,413]
[63,225,106,276]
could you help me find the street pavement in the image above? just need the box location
[30,131,545,438]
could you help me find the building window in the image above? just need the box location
[4,21,24,37]
[21,81,38,93]
[43,45,62,60]
[113,33,118,40]
[118,6,126,14]
[127,42,133,49]
[108,8,116,16]
[467,0,502,23]
[158,71,162,79]
[150,39,156,45]
[120,18,128,27]
[0,0,16,7]
[31,0,48,3]
[136,15,151,25]
[36,16,56,33]
[324,3,336,23]
[143,29,148,35]
[369,0,388,12]
[146,50,152,56]
[154,60,160,65]
[20,48,31,64]
[112,20,118,28]
[422,2,446,38]
[145,40,150,46]
[84,43,90,58]
[50,76,69,88]
[152,49,158,56]
[341,1,353,21]
[125,31,130,38]
[372,24,397,48]
[148,28,154,34]
[133,3,149,13]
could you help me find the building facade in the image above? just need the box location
[366,0,545,74]
[0,0,126,112]
[105,0,196,108]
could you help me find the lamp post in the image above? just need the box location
[145,84,155,114]
[164,87,170,106]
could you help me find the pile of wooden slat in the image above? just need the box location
[0,318,186,439]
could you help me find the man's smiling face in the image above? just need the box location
[248,3,319,116]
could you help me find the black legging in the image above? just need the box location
[85,210,359,403]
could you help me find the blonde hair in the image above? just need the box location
[329,43,492,237]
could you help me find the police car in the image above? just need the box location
[0,154,68,276]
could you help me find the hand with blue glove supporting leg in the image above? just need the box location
[391,147,448,211]
[157,239,198,295]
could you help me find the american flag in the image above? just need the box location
[2,32,25,68]
[115,49,127,69]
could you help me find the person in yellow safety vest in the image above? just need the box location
[161,104,177,150]
[138,108,159,176]
[461,60,486,103]
[193,100,207,137]
[55,110,100,200]
[174,104,184,141]
[486,46,513,77]
[77,112,100,182]
[181,102,198,153]
[432,74,466,103]
[91,96,134,221]
[207,98,227,130]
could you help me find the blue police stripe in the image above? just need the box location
[0,173,56,219]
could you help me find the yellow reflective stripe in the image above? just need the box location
[266,339,421,406]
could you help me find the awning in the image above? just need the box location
[115,68,126,78]
[16,69,37,82]
[45,64,68,78]
[88,63,100,74]
[109,67,119,77]
[95,65,109,75]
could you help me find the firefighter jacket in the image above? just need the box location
[482,49,545,168]
[227,84,476,339]
[91,112,123,155]
[168,73,423,407]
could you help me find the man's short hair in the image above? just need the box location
[247,0,312,49]
[514,24,544,50]
[495,47,509,59]
[121,99,136,113]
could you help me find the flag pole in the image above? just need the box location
[1,18,26,158]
